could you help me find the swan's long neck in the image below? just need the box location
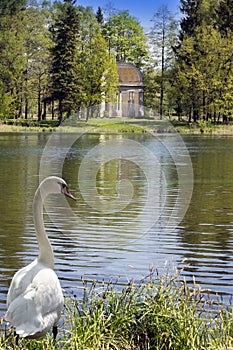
[33,187,54,269]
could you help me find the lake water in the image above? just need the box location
[1,132,233,314]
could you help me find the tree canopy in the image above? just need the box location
[172,0,233,121]
[0,0,120,121]
[0,0,233,123]
[103,10,148,68]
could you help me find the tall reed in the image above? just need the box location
[1,264,233,349]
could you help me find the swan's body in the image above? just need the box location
[5,176,76,339]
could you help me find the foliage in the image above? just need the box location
[0,0,52,120]
[0,82,14,119]
[173,0,233,121]
[149,5,178,70]
[50,0,80,122]
[0,10,27,118]
[217,0,233,34]
[179,0,201,38]
[0,0,119,122]
[0,0,27,17]
[179,0,218,38]
[76,10,118,113]
[142,66,160,110]
[148,5,178,117]
[96,6,104,26]
[23,4,52,120]
[1,0,233,123]
[50,3,118,122]
[2,264,233,349]
[103,10,149,68]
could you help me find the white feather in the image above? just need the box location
[5,176,75,339]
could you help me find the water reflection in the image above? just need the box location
[40,133,185,244]
[179,136,233,296]
[1,133,233,314]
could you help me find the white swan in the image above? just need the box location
[4,176,76,339]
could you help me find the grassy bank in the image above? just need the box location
[0,117,162,133]
[0,119,58,133]
[1,265,233,349]
[2,117,233,134]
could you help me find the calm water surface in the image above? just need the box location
[1,132,233,314]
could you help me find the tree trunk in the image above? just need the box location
[37,90,42,121]
[86,107,90,122]
[25,99,28,120]
[159,27,165,120]
[51,99,55,120]
[58,99,63,125]
[42,100,46,120]
[202,91,206,119]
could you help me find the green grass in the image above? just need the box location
[2,117,233,134]
[172,119,233,134]
[0,116,192,134]
[1,264,233,349]
[0,119,58,133]
[59,117,156,133]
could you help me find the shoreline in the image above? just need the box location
[1,118,233,135]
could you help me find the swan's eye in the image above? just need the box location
[58,181,76,200]
[61,183,67,193]
[57,181,67,193]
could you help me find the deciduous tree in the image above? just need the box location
[149,5,178,118]
[0,10,26,118]
[103,11,148,68]
[23,3,52,120]
[76,7,118,117]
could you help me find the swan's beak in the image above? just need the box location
[63,186,77,201]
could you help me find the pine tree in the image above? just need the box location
[179,0,218,38]
[216,0,233,34]
[50,3,118,121]
[0,0,26,16]
[50,0,80,123]
[179,0,201,38]
[96,6,104,26]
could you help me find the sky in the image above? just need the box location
[77,0,181,31]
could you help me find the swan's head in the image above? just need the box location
[38,176,76,201]
[58,178,77,201]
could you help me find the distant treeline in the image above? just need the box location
[0,0,232,123]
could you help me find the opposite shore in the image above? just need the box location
[1,117,233,135]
